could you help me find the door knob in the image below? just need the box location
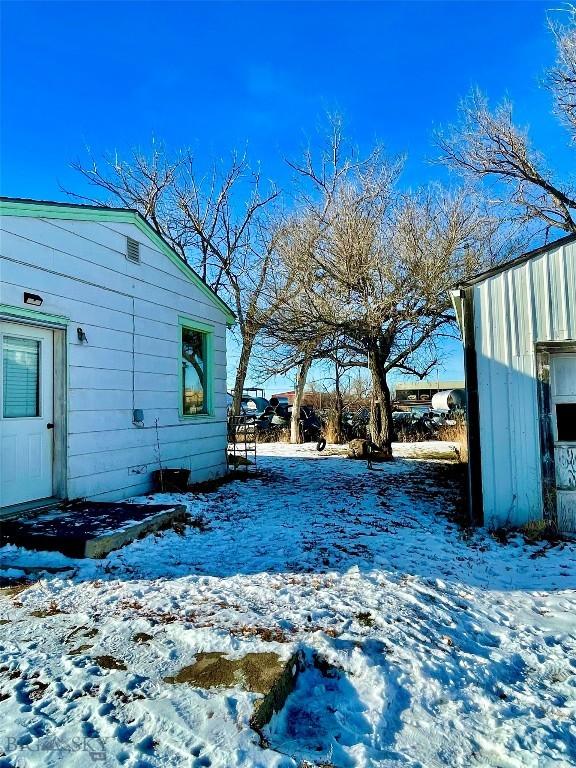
[47,423,54,429]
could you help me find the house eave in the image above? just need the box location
[0,196,236,326]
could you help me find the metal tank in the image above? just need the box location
[431,389,467,411]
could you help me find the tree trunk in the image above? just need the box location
[368,349,393,457]
[291,357,312,444]
[232,331,256,417]
[333,362,344,444]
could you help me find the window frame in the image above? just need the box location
[178,316,215,419]
[2,333,43,420]
[555,403,576,443]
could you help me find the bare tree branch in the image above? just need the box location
[67,144,279,415]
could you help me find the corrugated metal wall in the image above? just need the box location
[474,241,576,526]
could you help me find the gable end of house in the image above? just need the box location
[0,197,235,326]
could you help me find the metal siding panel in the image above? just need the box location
[488,276,514,524]
[503,271,522,519]
[543,250,555,339]
[513,266,529,354]
[476,281,497,519]
[0,215,229,502]
[531,257,547,341]
[524,260,537,349]
[509,261,541,524]
[510,266,541,522]
[476,261,544,526]
[474,242,575,527]
[554,246,570,339]
[565,243,576,338]
[507,269,519,359]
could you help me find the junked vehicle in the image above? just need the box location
[257,399,326,450]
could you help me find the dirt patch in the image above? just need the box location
[28,680,49,701]
[355,611,375,627]
[165,650,303,737]
[29,602,63,618]
[69,644,93,656]
[164,651,287,693]
[93,655,127,671]
[0,581,31,599]
[66,627,98,656]
[114,689,145,703]
[229,626,290,643]
[66,625,98,642]
[132,632,154,644]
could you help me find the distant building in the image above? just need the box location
[393,380,464,405]
[270,391,295,404]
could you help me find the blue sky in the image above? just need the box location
[1,1,570,392]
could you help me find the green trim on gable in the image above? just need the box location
[0,303,69,328]
[0,198,236,326]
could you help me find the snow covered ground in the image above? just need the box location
[0,442,575,768]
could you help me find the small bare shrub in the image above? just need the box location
[521,518,564,545]
[257,428,290,444]
[489,517,566,548]
[395,427,418,443]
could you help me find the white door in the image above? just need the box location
[550,353,576,532]
[0,322,54,509]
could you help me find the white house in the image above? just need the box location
[0,197,234,517]
[453,233,576,532]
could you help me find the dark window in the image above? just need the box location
[556,404,576,441]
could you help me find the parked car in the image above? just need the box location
[341,407,370,440]
[227,394,271,441]
[227,394,270,419]
[392,410,437,440]
[241,396,269,417]
[257,402,325,448]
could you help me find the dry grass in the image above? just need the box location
[520,518,564,544]
[257,427,290,443]
[437,421,468,463]
[394,427,423,443]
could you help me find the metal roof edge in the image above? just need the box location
[459,231,576,288]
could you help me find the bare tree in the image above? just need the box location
[549,9,576,136]
[271,123,501,454]
[437,12,576,237]
[69,146,279,415]
[346,370,372,408]
[253,326,335,444]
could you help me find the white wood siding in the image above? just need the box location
[0,214,229,500]
[473,241,576,526]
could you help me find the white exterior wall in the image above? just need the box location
[0,214,229,501]
[473,241,576,526]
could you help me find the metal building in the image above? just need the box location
[393,380,464,406]
[453,233,576,531]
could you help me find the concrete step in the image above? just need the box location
[0,501,188,558]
